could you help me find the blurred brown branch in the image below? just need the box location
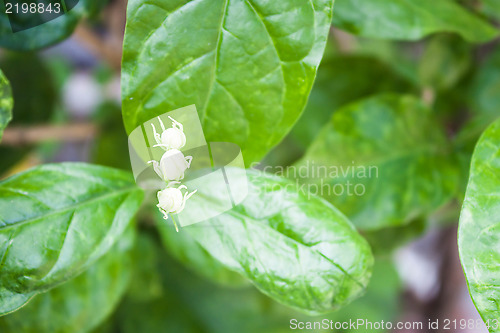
[1,123,98,146]
[331,27,356,53]
[421,87,436,107]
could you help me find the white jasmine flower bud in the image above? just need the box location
[151,116,187,150]
[160,126,186,150]
[156,185,197,231]
[149,149,193,183]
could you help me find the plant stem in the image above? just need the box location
[1,123,98,146]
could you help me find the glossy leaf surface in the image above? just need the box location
[0,226,135,332]
[180,169,373,313]
[122,0,334,164]
[459,118,500,331]
[296,94,458,230]
[0,163,143,315]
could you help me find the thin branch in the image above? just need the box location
[1,123,98,146]
[331,27,356,53]
[421,87,436,107]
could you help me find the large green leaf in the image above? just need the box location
[0,226,134,332]
[459,118,500,331]
[0,163,143,315]
[177,169,373,314]
[332,0,498,42]
[0,0,107,51]
[296,94,458,230]
[0,69,12,141]
[122,0,334,164]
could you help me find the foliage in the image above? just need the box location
[0,0,500,332]
[0,226,135,332]
[165,169,373,313]
[296,94,458,230]
[0,163,143,315]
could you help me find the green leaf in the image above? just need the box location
[296,94,458,230]
[0,288,35,317]
[290,55,415,149]
[0,69,12,142]
[458,118,500,330]
[157,219,250,287]
[0,225,135,332]
[332,0,498,42]
[179,169,373,314]
[0,0,107,51]
[122,0,334,164]
[0,163,143,315]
